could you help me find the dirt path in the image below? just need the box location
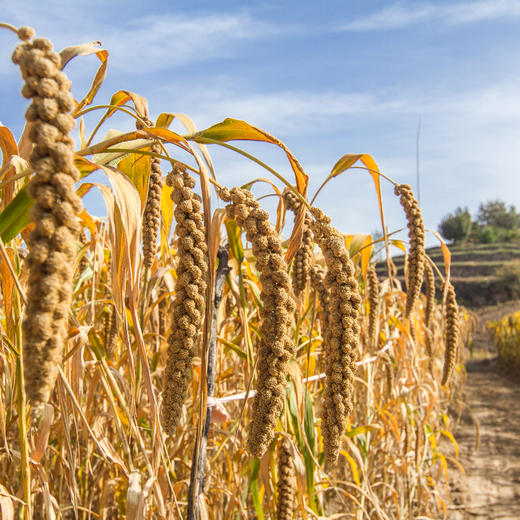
[449,302,520,519]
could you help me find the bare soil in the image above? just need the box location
[448,301,520,519]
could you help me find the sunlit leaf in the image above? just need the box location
[68,43,109,114]
[340,449,360,486]
[345,424,381,438]
[192,118,309,196]
[160,181,174,258]
[105,90,149,120]
[117,149,151,210]
[0,124,19,209]
[431,230,452,279]
[440,429,459,459]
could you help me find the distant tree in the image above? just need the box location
[477,225,497,244]
[438,207,472,242]
[476,199,519,230]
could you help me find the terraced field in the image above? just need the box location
[376,241,520,307]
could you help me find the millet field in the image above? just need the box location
[0,23,475,519]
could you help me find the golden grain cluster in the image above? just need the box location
[12,28,82,407]
[162,166,208,433]
[310,207,362,465]
[276,438,297,520]
[138,118,164,270]
[284,189,313,295]
[367,263,380,348]
[441,282,460,385]
[394,183,425,317]
[219,186,296,457]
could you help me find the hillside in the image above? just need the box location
[375,241,520,307]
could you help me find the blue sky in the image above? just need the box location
[2,0,520,247]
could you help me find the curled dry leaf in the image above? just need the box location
[207,397,230,424]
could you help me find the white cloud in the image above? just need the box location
[154,78,520,139]
[338,0,520,31]
[100,12,285,73]
[158,87,405,135]
[0,6,285,76]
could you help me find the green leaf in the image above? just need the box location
[0,187,32,243]
[225,220,244,264]
[249,458,264,520]
[287,381,302,446]
[304,390,316,452]
[303,390,321,514]
[219,337,247,361]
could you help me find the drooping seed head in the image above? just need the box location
[284,190,313,296]
[162,166,208,433]
[366,264,380,349]
[14,29,83,406]
[276,437,297,520]
[394,184,425,318]
[441,282,459,385]
[140,118,164,270]
[310,207,362,466]
[424,261,435,330]
[219,187,295,457]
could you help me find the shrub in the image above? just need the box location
[438,207,472,242]
[477,199,520,231]
[498,228,519,242]
[495,260,520,299]
[477,225,497,243]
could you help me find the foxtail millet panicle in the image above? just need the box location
[403,415,411,457]
[310,264,328,317]
[137,118,164,270]
[383,354,395,399]
[424,261,436,359]
[310,264,330,373]
[78,228,89,274]
[276,438,297,520]
[309,207,362,466]
[162,166,208,433]
[410,317,418,348]
[284,190,313,295]
[424,261,435,330]
[366,264,380,349]
[103,304,118,357]
[158,282,168,340]
[394,184,425,318]
[13,28,83,405]
[310,264,330,337]
[415,422,423,470]
[219,187,295,457]
[441,282,459,385]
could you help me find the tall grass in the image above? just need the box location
[0,24,471,519]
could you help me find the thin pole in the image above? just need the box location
[416,116,421,206]
[187,246,230,520]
